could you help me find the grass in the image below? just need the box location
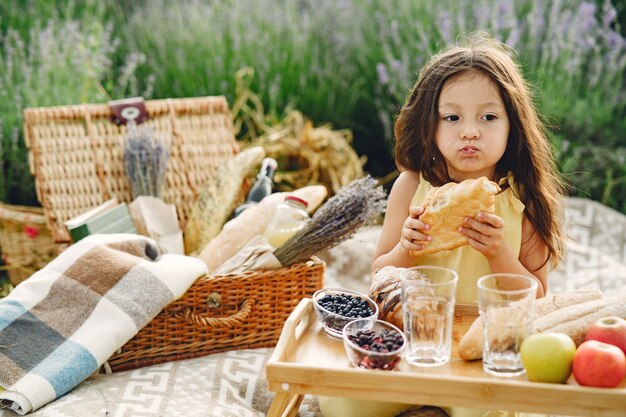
[1,0,625,212]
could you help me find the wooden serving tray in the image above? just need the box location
[266,298,626,417]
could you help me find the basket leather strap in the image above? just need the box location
[166,98,199,197]
[175,299,256,328]
[108,97,148,126]
[83,106,111,201]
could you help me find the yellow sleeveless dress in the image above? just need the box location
[410,173,525,304]
[319,173,537,417]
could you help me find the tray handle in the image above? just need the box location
[175,299,256,328]
[269,298,314,363]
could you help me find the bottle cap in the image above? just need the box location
[285,195,308,208]
[260,158,278,179]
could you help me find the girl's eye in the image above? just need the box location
[442,115,459,122]
[482,114,497,121]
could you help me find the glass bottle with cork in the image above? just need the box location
[233,157,277,217]
[263,196,310,248]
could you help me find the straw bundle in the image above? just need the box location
[232,67,365,196]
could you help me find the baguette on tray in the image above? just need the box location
[410,177,500,257]
[458,288,605,360]
[369,266,405,330]
[369,266,435,331]
[533,293,626,345]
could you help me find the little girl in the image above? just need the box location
[320,32,567,417]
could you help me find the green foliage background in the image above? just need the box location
[1,0,625,212]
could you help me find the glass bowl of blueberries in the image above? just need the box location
[342,318,406,370]
[312,288,379,338]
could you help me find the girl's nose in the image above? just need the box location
[461,123,479,140]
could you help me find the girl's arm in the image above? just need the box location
[371,171,427,272]
[517,216,549,295]
[462,213,548,297]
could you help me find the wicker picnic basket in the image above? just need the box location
[106,259,324,372]
[23,96,325,371]
[0,203,59,286]
[23,96,240,242]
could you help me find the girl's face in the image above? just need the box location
[435,70,509,182]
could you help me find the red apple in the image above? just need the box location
[585,316,626,355]
[573,340,626,388]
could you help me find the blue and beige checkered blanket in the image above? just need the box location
[0,234,207,414]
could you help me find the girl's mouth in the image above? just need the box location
[460,146,479,155]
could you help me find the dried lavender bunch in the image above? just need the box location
[274,175,387,266]
[123,122,170,199]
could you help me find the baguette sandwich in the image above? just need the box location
[410,177,500,257]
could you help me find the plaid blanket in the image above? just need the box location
[0,234,207,415]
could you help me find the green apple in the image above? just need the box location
[520,332,576,383]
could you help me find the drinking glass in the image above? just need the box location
[401,266,458,367]
[477,273,538,377]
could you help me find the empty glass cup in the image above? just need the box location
[401,266,458,367]
[477,273,538,377]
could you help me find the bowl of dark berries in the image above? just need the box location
[342,318,406,370]
[312,288,379,338]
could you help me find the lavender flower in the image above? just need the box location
[496,1,513,32]
[273,175,387,266]
[438,11,453,44]
[123,122,170,199]
[578,2,597,33]
[0,16,145,203]
[602,2,617,27]
[605,30,622,50]
[506,28,520,49]
[376,62,389,85]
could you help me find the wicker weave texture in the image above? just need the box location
[0,203,59,286]
[23,97,239,243]
[106,259,325,372]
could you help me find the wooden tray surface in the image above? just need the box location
[266,298,626,417]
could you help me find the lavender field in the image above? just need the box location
[1,0,625,211]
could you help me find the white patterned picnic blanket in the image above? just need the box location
[549,197,626,293]
[0,234,207,414]
[0,198,624,417]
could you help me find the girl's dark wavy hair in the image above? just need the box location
[393,32,567,268]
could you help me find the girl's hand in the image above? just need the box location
[400,206,432,254]
[460,212,505,258]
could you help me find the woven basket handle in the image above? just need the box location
[175,299,256,328]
